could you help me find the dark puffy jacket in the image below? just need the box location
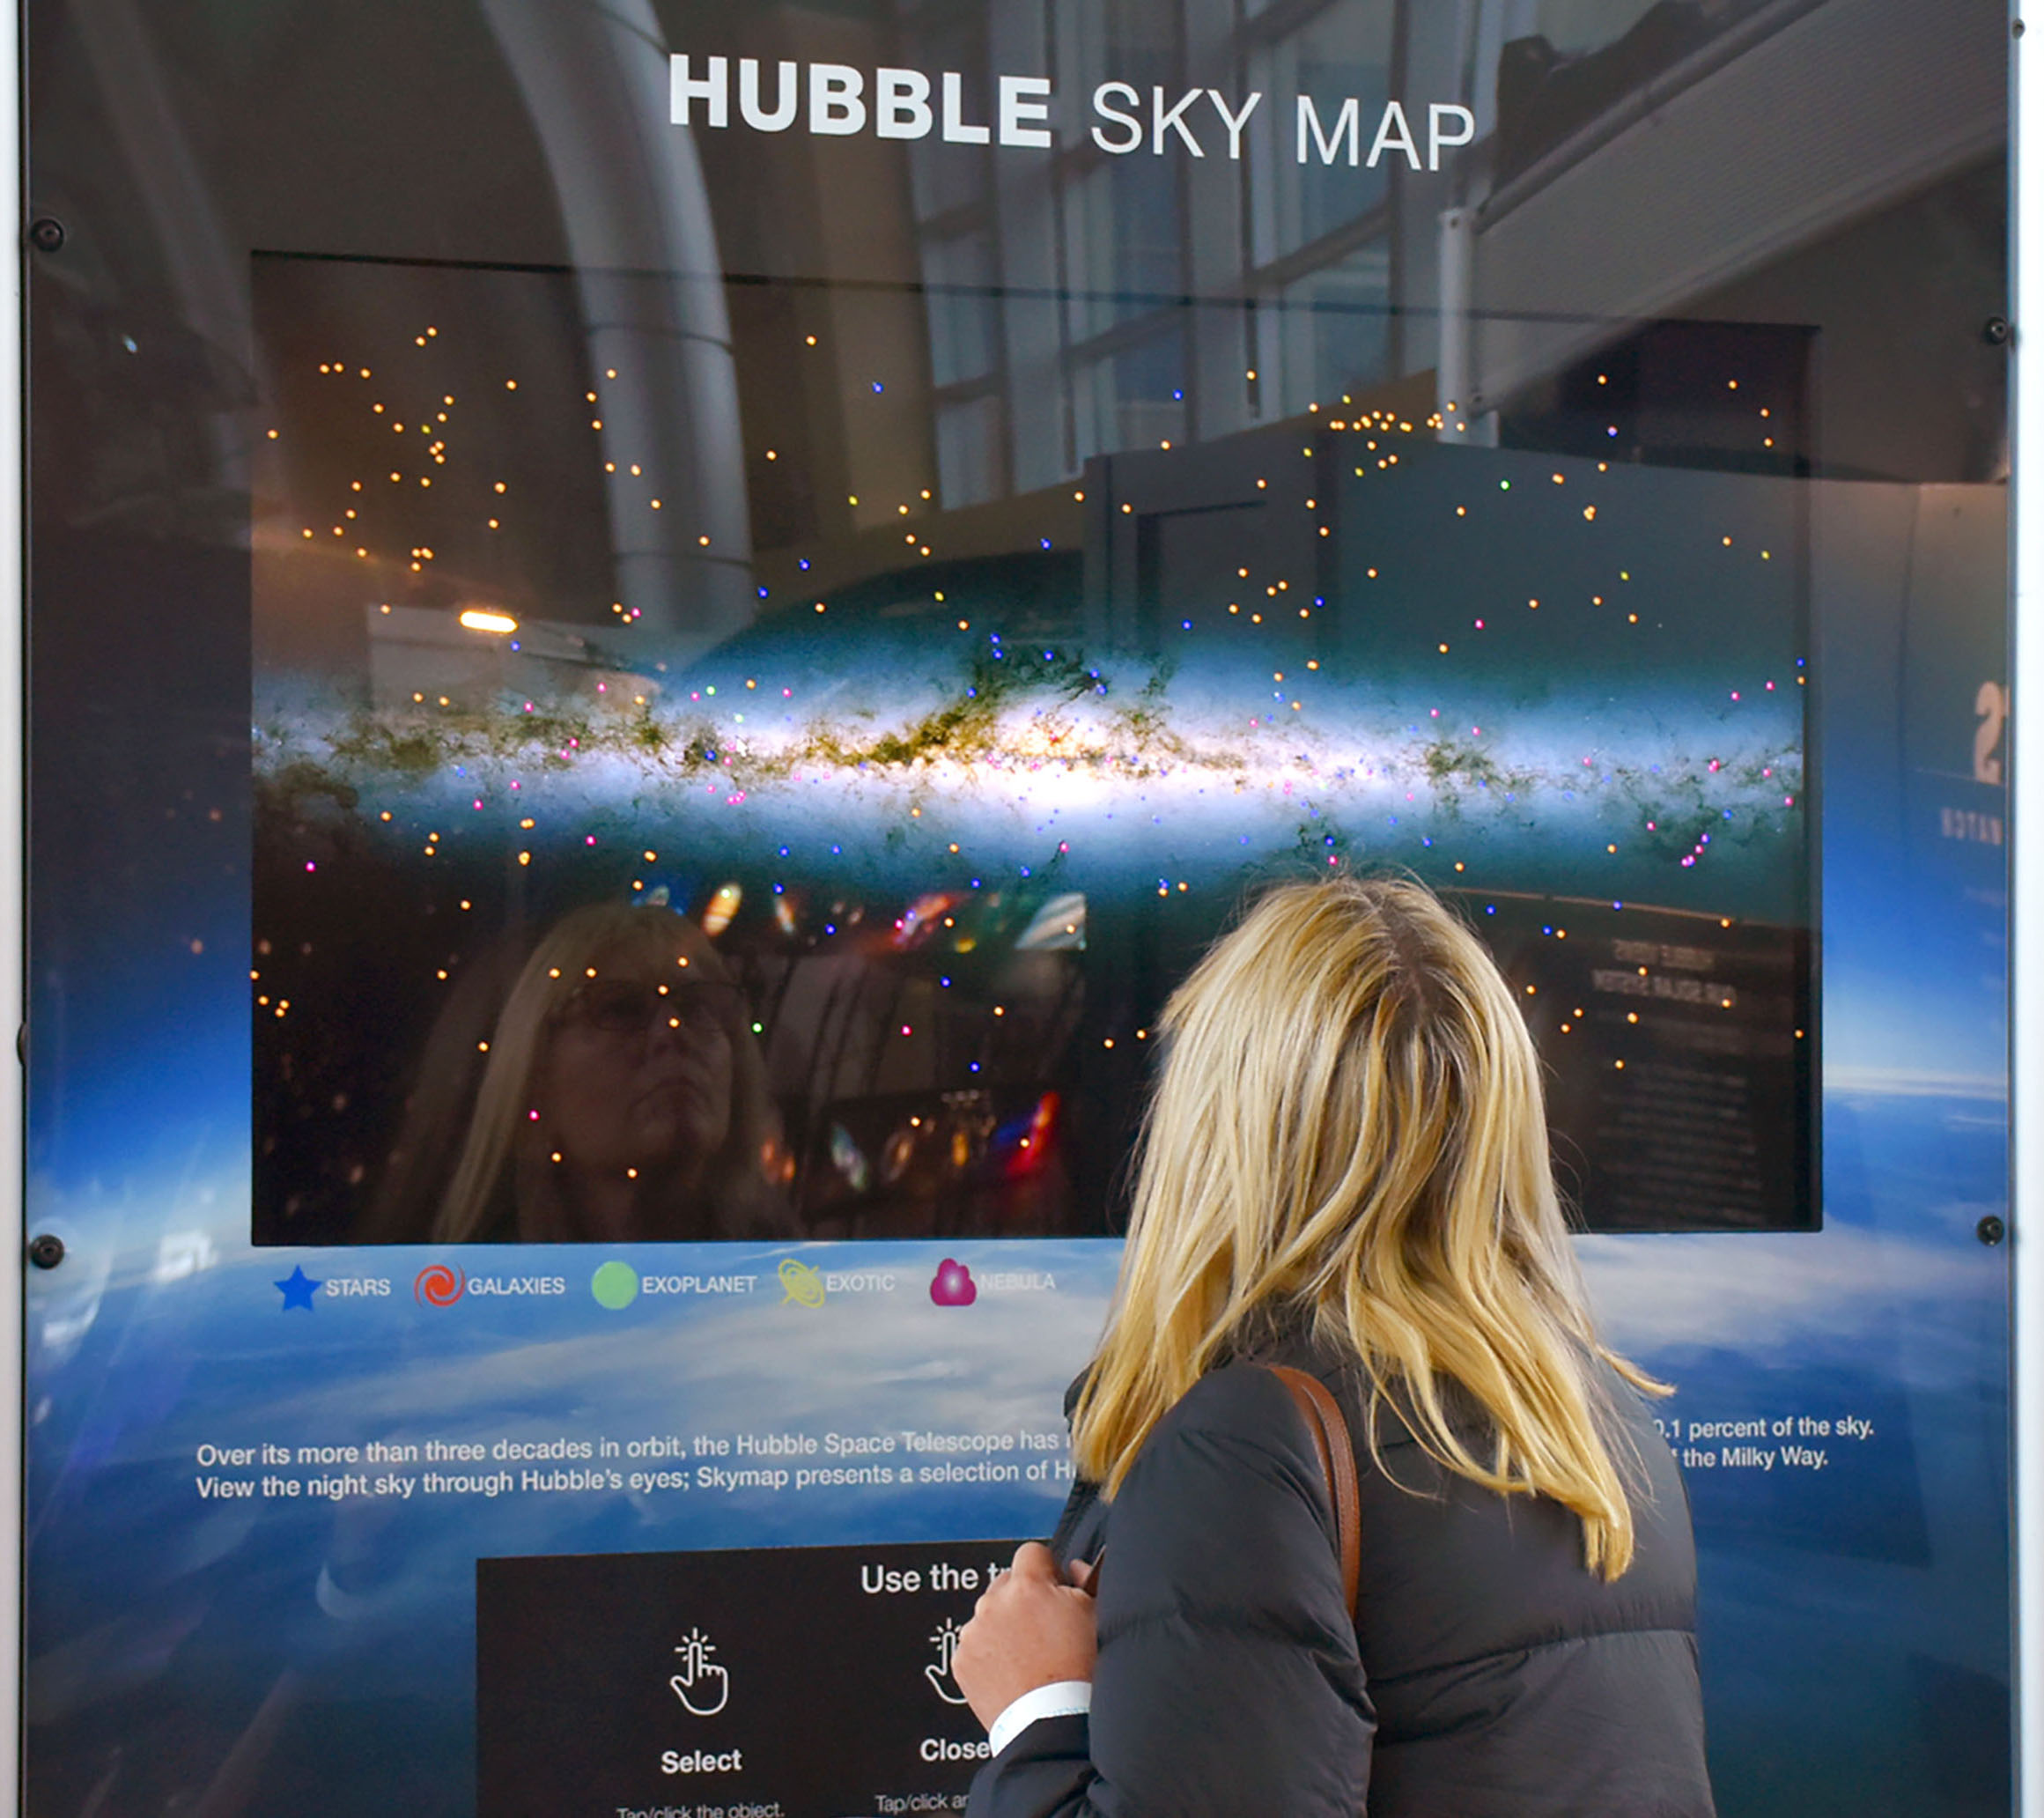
[968,1336,1714,1818]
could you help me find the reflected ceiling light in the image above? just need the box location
[459,609,519,635]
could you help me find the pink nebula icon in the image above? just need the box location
[929,1259,977,1307]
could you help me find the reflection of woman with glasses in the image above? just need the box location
[374,903,792,1243]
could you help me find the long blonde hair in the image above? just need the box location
[1072,876,1664,1580]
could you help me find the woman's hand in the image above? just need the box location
[952,1541,1099,1730]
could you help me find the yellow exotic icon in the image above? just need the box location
[778,1257,826,1308]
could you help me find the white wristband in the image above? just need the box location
[986,1680,1094,1757]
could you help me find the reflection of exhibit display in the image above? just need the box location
[478,1541,1023,1815]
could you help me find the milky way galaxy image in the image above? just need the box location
[252,260,1812,1246]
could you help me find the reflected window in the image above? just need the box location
[905,19,993,219]
[1074,327,1187,462]
[1273,240,1391,415]
[935,393,1005,506]
[1251,3,1395,262]
[1061,158,1185,339]
[925,231,998,388]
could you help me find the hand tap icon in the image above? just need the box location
[671,1627,730,1717]
[925,1616,970,1706]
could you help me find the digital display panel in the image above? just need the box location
[252,257,1812,1245]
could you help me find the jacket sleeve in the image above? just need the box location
[967,1364,1375,1818]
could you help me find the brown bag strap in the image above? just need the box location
[1266,1364,1361,1621]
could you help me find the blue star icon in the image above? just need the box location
[276,1265,322,1311]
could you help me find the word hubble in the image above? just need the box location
[670,55,1475,170]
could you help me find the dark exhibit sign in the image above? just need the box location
[479,1540,1030,1818]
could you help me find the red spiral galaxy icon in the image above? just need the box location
[413,1263,466,1308]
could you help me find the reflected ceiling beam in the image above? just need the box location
[481,0,754,655]
[70,0,262,498]
[1462,0,2004,415]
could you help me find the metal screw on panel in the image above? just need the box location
[1977,1215,2006,1247]
[26,218,65,254]
[1983,315,2012,347]
[27,1233,64,1269]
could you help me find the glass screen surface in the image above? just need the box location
[249,248,1812,1248]
[25,1,2010,1812]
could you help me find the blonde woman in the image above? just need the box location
[371,902,792,1244]
[953,876,1713,1817]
